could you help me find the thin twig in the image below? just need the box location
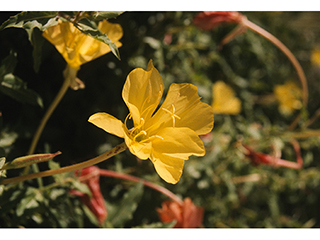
[242,18,308,131]
[28,68,72,155]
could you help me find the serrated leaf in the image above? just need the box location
[0,73,43,107]
[107,182,144,227]
[74,19,121,60]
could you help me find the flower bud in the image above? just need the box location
[1,151,61,170]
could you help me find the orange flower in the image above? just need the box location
[157,198,204,228]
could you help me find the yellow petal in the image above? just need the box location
[151,153,184,184]
[43,20,123,68]
[98,19,123,46]
[88,112,125,138]
[211,81,241,115]
[311,48,320,66]
[122,60,164,126]
[152,127,205,160]
[147,83,214,135]
[124,134,152,160]
[274,81,302,115]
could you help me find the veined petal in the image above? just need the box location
[147,83,214,135]
[88,112,125,138]
[151,153,185,184]
[152,127,205,159]
[122,60,164,126]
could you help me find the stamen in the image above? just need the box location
[133,130,147,142]
[139,134,164,144]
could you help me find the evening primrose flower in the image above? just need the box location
[89,60,214,184]
[274,81,302,115]
[211,81,241,115]
[42,19,123,90]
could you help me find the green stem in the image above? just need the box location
[28,66,74,156]
[1,142,128,185]
[97,169,183,205]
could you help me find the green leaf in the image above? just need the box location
[87,11,125,21]
[48,159,69,183]
[0,157,6,178]
[48,159,61,170]
[31,28,46,73]
[0,73,43,107]
[82,204,99,226]
[71,180,92,198]
[0,11,59,32]
[16,187,41,216]
[133,221,177,228]
[107,182,144,227]
[0,51,17,78]
[74,18,121,60]
[0,157,5,169]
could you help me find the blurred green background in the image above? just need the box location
[1,11,320,228]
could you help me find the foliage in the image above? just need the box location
[1,11,320,228]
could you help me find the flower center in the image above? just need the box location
[124,113,163,144]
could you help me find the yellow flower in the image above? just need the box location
[211,81,241,115]
[88,60,214,184]
[274,81,302,115]
[42,19,123,89]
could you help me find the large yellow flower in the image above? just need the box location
[274,81,302,115]
[211,81,241,115]
[88,60,214,184]
[42,19,123,89]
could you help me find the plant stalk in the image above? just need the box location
[28,67,72,156]
[1,142,127,185]
[242,18,308,130]
[98,169,183,205]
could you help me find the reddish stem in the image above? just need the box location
[242,18,308,107]
[98,169,183,206]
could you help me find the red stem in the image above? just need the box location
[98,169,183,205]
[242,18,308,107]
